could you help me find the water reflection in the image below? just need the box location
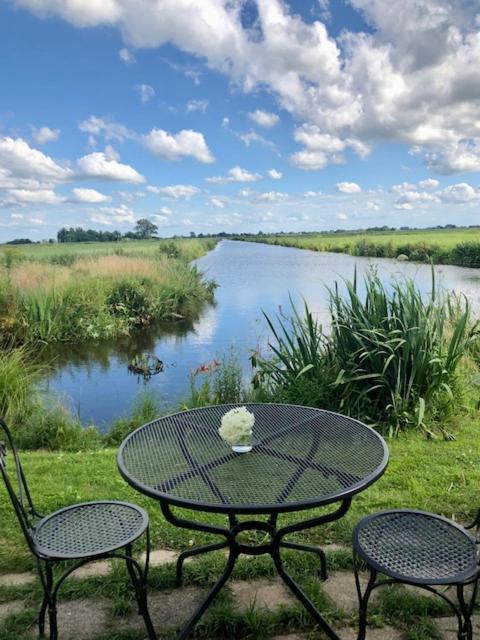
[44,240,480,428]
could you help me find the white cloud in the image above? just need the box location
[142,128,214,163]
[0,136,72,182]
[7,188,63,204]
[28,217,45,225]
[72,187,111,203]
[91,204,136,226]
[187,99,209,113]
[78,116,132,142]
[255,191,288,202]
[206,166,262,184]
[336,213,348,220]
[209,197,225,209]
[32,126,60,145]
[267,169,282,180]
[248,110,280,128]
[290,150,328,171]
[148,184,200,199]
[119,47,135,63]
[159,206,172,215]
[337,181,362,194]
[304,190,322,197]
[439,183,480,204]
[419,178,440,190]
[76,152,145,183]
[394,190,438,209]
[15,0,480,175]
[134,83,155,103]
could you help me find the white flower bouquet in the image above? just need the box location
[219,406,255,452]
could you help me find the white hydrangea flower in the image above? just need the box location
[219,406,255,445]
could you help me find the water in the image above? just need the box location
[44,240,480,429]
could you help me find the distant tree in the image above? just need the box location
[134,218,158,239]
[6,238,32,244]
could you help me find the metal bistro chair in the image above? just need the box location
[353,509,480,640]
[0,419,157,640]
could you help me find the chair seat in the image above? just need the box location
[353,509,479,585]
[33,501,148,560]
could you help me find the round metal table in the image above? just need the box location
[118,403,388,639]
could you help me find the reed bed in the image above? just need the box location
[0,240,217,344]
[252,270,479,435]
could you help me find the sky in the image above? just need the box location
[0,0,480,241]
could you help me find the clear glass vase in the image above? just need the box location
[231,434,253,453]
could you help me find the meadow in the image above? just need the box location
[247,227,480,267]
[0,238,217,344]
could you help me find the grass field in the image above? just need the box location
[246,227,480,266]
[0,238,217,344]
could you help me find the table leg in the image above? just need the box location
[176,540,230,586]
[160,499,351,640]
[280,540,328,580]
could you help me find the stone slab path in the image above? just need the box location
[0,546,476,639]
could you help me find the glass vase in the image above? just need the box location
[231,434,253,453]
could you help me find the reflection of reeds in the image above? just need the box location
[0,242,217,344]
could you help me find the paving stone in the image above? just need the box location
[269,635,307,640]
[142,549,178,566]
[71,560,111,579]
[0,600,25,623]
[230,578,294,612]
[341,625,403,639]
[435,614,480,639]
[0,572,36,587]
[124,585,207,631]
[322,571,367,613]
[32,598,110,640]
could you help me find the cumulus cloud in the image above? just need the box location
[0,136,72,182]
[32,126,60,145]
[134,83,155,103]
[72,187,111,203]
[267,168,282,180]
[439,183,480,204]
[15,0,480,174]
[148,184,200,199]
[248,110,280,128]
[303,190,322,197]
[206,166,261,184]
[7,188,63,204]
[419,178,440,190]
[337,181,362,194]
[76,152,145,183]
[142,128,214,163]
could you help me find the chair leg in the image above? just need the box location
[457,581,478,640]
[125,536,157,640]
[38,593,48,637]
[354,554,377,640]
[45,564,58,640]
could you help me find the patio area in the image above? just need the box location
[0,543,477,639]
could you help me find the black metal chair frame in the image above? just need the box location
[0,419,157,640]
[353,509,480,640]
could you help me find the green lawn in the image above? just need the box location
[2,412,479,573]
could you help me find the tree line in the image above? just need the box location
[57,219,159,243]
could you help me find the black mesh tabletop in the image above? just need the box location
[118,404,388,514]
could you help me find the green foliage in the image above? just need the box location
[107,281,153,327]
[253,270,478,435]
[185,352,245,408]
[104,392,159,446]
[0,345,43,425]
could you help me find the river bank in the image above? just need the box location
[241,228,480,267]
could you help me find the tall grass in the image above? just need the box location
[0,249,216,344]
[253,270,478,435]
[0,345,43,425]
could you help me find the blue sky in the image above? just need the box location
[0,0,479,241]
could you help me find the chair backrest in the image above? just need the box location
[0,419,39,554]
